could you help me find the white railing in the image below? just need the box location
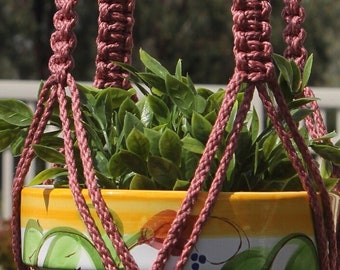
[0,80,340,220]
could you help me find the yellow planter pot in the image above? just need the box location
[21,186,339,270]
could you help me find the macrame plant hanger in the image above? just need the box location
[11,0,339,270]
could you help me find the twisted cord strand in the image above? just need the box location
[151,72,246,269]
[283,2,339,265]
[67,77,138,269]
[282,0,307,67]
[175,84,256,269]
[269,79,337,270]
[56,79,118,269]
[11,77,58,270]
[153,0,274,268]
[94,0,135,92]
[257,83,333,269]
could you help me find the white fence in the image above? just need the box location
[0,80,340,220]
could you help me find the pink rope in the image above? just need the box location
[94,0,135,92]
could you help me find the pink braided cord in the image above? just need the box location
[12,0,138,269]
[94,0,135,91]
[153,0,338,269]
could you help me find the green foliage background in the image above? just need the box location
[1,0,340,86]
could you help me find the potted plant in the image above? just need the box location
[1,48,340,269]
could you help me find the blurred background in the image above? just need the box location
[1,1,340,269]
[1,0,340,86]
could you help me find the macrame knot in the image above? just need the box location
[48,0,78,83]
[282,0,307,69]
[232,0,275,83]
[94,0,135,89]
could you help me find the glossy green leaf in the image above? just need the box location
[191,111,212,143]
[28,167,68,186]
[118,97,140,126]
[287,97,318,110]
[192,95,207,114]
[11,131,26,155]
[0,129,20,151]
[130,174,156,190]
[273,54,293,87]
[105,87,136,109]
[119,149,148,175]
[173,179,190,190]
[181,135,205,154]
[148,156,179,189]
[175,59,183,79]
[159,128,182,165]
[144,128,161,156]
[146,94,170,124]
[0,99,33,126]
[122,112,144,138]
[165,74,194,116]
[311,143,340,165]
[290,59,302,94]
[139,49,170,79]
[32,144,65,164]
[23,219,43,265]
[302,54,313,89]
[126,128,150,159]
[107,153,128,178]
[137,72,166,93]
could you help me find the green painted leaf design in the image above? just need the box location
[0,99,33,126]
[263,233,318,270]
[23,219,43,265]
[40,227,103,269]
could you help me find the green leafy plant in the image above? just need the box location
[0,49,339,191]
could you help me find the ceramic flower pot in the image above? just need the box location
[21,186,339,270]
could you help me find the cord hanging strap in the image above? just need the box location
[152,0,338,269]
[94,0,135,90]
[12,0,138,269]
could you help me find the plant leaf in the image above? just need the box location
[182,135,205,154]
[126,128,150,159]
[32,144,65,164]
[130,174,156,190]
[148,156,179,189]
[159,128,182,165]
[302,54,313,89]
[0,99,33,126]
[191,111,212,143]
[146,94,170,124]
[28,167,68,186]
[139,49,170,79]
[0,129,20,151]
